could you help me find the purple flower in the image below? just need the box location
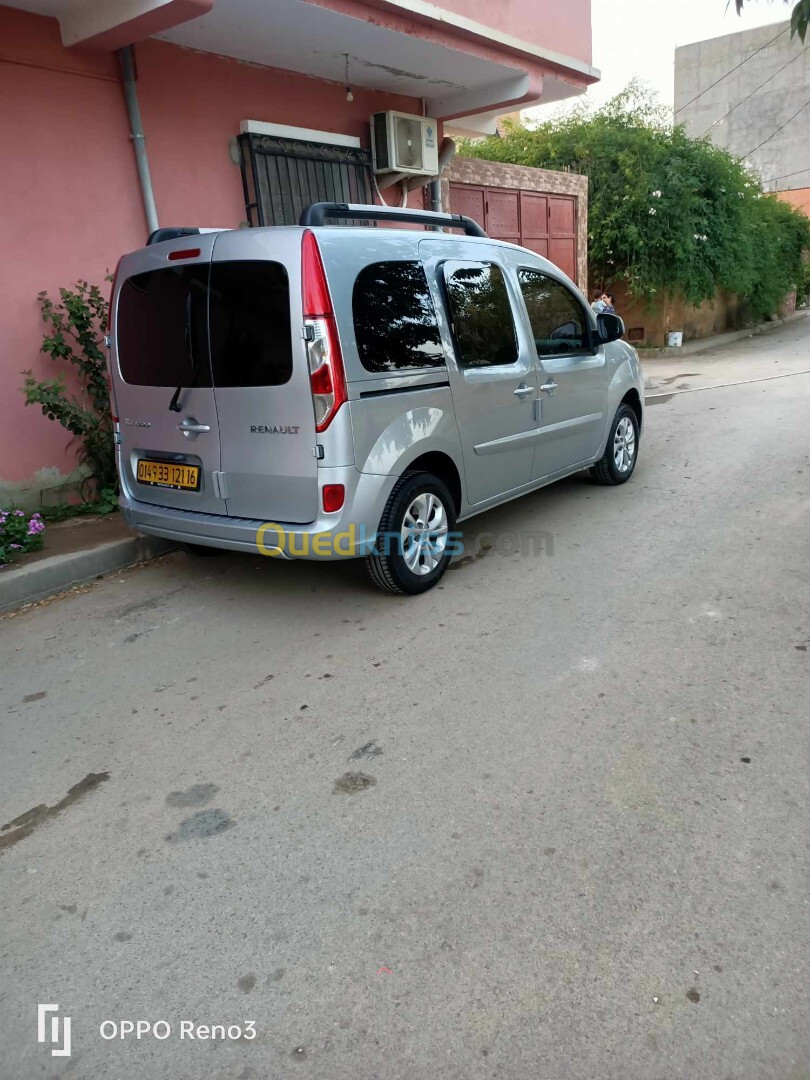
[13,510,24,516]
[10,543,22,549]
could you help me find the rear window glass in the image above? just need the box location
[117,266,210,387]
[352,261,444,373]
[209,261,292,387]
[443,262,518,368]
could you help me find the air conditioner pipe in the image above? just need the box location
[119,45,159,236]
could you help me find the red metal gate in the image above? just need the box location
[449,183,578,284]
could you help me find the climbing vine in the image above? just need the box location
[461,86,810,320]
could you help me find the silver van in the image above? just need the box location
[109,202,644,594]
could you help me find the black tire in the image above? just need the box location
[590,403,640,486]
[366,472,457,595]
[181,542,223,557]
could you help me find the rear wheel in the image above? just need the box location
[366,472,456,595]
[590,404,639,485]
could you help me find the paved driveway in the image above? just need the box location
[1,320,809,1079]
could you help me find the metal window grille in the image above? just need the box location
[238,133,374,227]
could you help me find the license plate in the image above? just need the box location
[136,459,200,491]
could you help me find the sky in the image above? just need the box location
[528,0,791,119]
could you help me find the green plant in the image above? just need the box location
[799,256,810,306]
[460,84,810,319]
[96,487,118,514]
[37,489,118,524]
[0,508,46,568]
[21,281,117,498]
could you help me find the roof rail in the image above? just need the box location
[146,227,201,246]
[299,202,487,238]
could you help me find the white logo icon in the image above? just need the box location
[37,1004,71,1057]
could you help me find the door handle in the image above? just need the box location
[513,383,534,399]
[178,418,211,436]
[539,381,558,396]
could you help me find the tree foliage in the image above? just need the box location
[460,86,810,320]
[735,0,809,43]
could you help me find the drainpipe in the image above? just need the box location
[418,138,457,219]
[429,178,442,213]
[119,45,159,236]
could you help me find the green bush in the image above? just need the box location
[21,280,117,498]
[460,85,810,319]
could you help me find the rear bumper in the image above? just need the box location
[120,466,397,560]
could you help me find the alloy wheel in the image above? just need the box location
[613,415,636,473]
[401,492,449,575]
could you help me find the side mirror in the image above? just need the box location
[595,312,625,344]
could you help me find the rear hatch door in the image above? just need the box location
[112,237,224,514]
[210,228,318,523]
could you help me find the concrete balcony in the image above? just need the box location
[12,0,599,132]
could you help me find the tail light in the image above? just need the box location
[107,257,123,424]
[322,484,345,513]
[168,248,201,261]
[302,231,347,432]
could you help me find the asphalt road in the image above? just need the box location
[2,321,809,1080]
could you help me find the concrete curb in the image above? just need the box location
[0,535,176,614]
[640,310,807,361]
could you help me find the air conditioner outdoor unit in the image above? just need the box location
[370,111,440,176]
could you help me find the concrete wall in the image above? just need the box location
[674,21,810,192]
[0,6,424,506]
[611,286,797,348]
[611,286,745,349]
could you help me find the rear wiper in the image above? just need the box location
[168,292,199,412]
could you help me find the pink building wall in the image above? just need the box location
[776,187,810,219]
[434,0,593,65]
[0,6,424,503]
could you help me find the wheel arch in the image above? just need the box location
[401,450,462,516]
[620,387,643,429]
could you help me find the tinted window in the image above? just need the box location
[353,261,444,373]
[444,262,518,368]
[209,261,292,387]
[117,266,210,387]
[518,269,589,356]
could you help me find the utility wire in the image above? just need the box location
[675,25,789,115]
[742,95,810,158]
[698,46,808,137]
[761,165,810,183]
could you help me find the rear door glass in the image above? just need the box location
[443,262,518,368]
[117,266,210,387]
[353,261,445,373]
[209,261,292,387]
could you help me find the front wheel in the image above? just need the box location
[366,472,456,595]
[590,404,640,485]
